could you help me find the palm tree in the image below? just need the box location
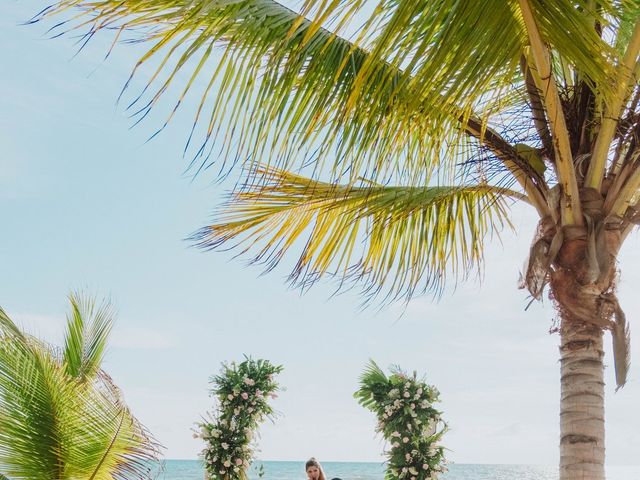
[0,293,160,479]
[33,1,640,478]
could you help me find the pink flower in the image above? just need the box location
[228,394,234,400]
[269,393,278,399]
[235,458,243,466]
[224,460,231,468]
[241,392,249,400]
[244,377,256,386]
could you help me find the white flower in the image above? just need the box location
[224,460,231,468]
[403,392,411,398]
[243,377,256,386]
[391,431,401,437]
[401,468,408,473]
[409,467,418,475]
[402,437,409,443]
[405,453,411,461]
[392,442,401,448]
[422,464,429,470]
[228,394,234,400]
[221,443,229,450]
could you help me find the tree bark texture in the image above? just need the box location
[558,318,605,480]
[547,227,622,480]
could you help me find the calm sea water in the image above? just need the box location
[153,460,640,480]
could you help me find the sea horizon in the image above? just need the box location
[163,458,638,466]
[154,459,640,479]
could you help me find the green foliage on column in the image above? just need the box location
[196,358,283,480]
[355,361,447,480]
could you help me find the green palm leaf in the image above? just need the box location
[63,292,114,382]
[193,167,517,301]
[33,1,610,192]
[0,302,160,479]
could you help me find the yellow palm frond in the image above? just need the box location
[194,167,519,302]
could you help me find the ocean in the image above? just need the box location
[154,460,640,480]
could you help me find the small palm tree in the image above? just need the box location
[0,293,160,479]
[33,1,640,478]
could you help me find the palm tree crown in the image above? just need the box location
[0,293,160,479]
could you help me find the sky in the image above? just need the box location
[1,1,639,466]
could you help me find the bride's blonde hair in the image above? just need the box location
[305,458,326,480]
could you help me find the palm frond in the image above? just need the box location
[354,360,388,409]
[0,308,67,479]
[63,292,114,382]
[609,298,631,391]
[30,2,565,196]
[0,303,160,480]
[517,0,582,226]
[193,167,516,302]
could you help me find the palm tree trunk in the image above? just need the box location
[559,317,605,480]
